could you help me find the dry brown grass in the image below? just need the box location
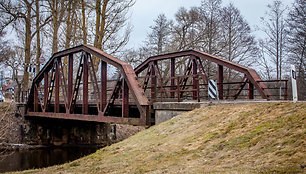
[11,102,306,174]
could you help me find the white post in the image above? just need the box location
[216,80,219,103]
[291,65,298,102]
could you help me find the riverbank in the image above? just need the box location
[0,146,100,173]
[0,102,145,172]
[0,102,145,148]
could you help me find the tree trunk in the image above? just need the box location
[94,0,101,48]
[65,0,73,49]
[23,1,32,92]
[52,22,59,53]
[81,0,87,44]
[97,0,109,49]
[36,0,41,74]
[93,0,109,69]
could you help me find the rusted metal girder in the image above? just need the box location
[135,50,271,100]
[27,112,144,125]
[68,54,73,108]
[218,65,224,99]
[192,56,198,100]
[170,58,175,98]
[26,44,149,126]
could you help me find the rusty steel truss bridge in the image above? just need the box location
[25,45,288,126]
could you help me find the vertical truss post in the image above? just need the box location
[285,80,288,100]
[170,58,175,98]
[44,71,48,111]
[68,54,73,108]
[151,61,157,101]
[218,65,224,99]
[21,91,24,103]
[248,81,254,99]
[83,53,88,115]
[34,84,38,112]
[101,61,107,112]
[55,59,60,113]
[177,77,181,102]
[192,57,198,100]
[122,78,129,118]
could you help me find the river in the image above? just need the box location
[0,146,99,173]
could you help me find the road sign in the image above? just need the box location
[208,79,218,100]
[39,57,46,64]
[291,65,298,102]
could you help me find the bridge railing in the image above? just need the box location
[137,74,288,102]
[134,50,285,102]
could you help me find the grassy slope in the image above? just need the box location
[15,102,305,174]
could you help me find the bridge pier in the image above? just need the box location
[22,118,115,146]
[15,104,115,146]
[153,102,210,124]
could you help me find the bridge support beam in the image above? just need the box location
[122,79,129,118]
[83,54,88,114]
[248,81,254,99]
[44,72,48,111]
[101,61,107,112]
[55,59,60,113]
[34,84,38,112]
[151,61,157,101]
[192,57,198,100]
[68,54,73,110]
[218,65,223,99]
[170,58,175,98]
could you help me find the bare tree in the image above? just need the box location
[0,0,34,91]
[64,0,76,49]
[81,0,87,44]
[47,0,66,53]
[259,0,288,80]
[146,13,173,55]
[93,0,134,67]
[220,4,257,66]
[35,0,41,72]
[257,41,273,80]
[196,0,223,79]
[199,0,223,55]
[0,0,50,91]
[219,3,258,97]
[121,46,150,68]
[172,7,201,51]
[0,31,9,64]
[0,45,24,102]
[287,0,306,99]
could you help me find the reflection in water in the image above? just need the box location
[0,147,98,173]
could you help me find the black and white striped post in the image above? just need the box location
[14,62,45,73]
[208,79,219,102]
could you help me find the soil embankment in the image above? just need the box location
[11,102,305,174]
[0,102,24,149]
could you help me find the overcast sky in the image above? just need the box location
[128,0,295,48]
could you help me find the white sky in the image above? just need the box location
[128,0,295,48]
[1,0,296,77]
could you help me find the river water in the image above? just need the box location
[0,146,99,173]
